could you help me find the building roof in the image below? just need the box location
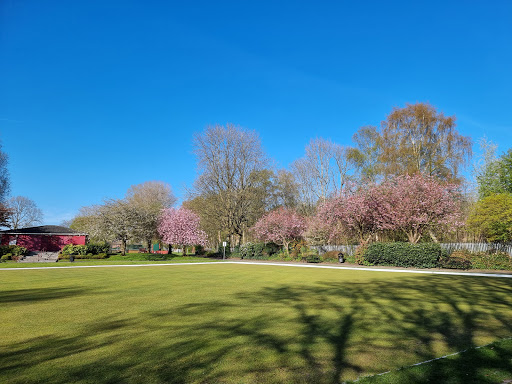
[0,225,87,235]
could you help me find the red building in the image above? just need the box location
[0,225,87,252]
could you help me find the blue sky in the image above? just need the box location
[1,0,511,224]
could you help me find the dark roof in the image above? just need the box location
[0,225,87,235]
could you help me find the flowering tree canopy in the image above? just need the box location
[310,174,464,244]
[252,208,306,254]
[314,182,383,244]
[376,174,464,243]
[158,208,207,252]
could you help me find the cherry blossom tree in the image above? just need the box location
[314,183,382,244]
[252,208,306,255]
[376,174,464,243]
[158,207,207,255]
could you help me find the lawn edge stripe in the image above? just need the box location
[1,261,511,278]
[347,336,512,383]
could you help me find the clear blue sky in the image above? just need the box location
[1,0,511,224]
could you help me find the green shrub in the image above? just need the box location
[86,243,110,254]
[264,242,280,256]
[470,251,512,270]
[205,250,220,258]
[1,254,10,262]
[354,243,368,265]
[0,245,28,257]
[195,244,205,255]
[240,242,268,260]
[345,254,356,264]
[363,242,442,268]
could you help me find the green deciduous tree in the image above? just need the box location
[467,193,512,243]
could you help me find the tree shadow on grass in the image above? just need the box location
[1,274,512,383]
[0,287,88,304]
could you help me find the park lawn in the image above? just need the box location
[0,255,219,268]
[1,264,511,384]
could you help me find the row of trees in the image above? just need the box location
[11,101,502,254]
[69,181,176,254]
[185,102,475,249]
[250,174,464,254]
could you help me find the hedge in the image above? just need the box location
[363,242,441,268]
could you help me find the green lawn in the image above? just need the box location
[0,256,219,268]
[1,264,511,383]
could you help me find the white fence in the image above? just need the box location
[311,243,512,257]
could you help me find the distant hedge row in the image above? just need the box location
[362,243,441,268]
[357,242,512,270]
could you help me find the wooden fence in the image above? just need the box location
[311,243,512,256]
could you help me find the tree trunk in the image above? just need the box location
[283,240,290,256]
[145,238,152,253]
[168,243,172,254]
[121,238,127,255]
[429,230,439,243]
[182,244,186,256]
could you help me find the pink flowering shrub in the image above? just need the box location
[252,208,306,255]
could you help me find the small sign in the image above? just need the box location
[222,242,227,247]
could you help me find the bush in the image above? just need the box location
[205,250,221,258]
[86,243,110,254]
[1,254,10,262]
[439,250,472,270]
[195,244,205,255]
[363,242,442,268]
[470,251,512,270]
[0,245,28,257]
[354,243,368,265]
[321,250,341,263]
[240,242,268,260]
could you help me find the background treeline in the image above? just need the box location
[2,102,508,263]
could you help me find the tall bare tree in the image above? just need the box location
[192,124,268,246]
[291,137,352,212]
[6,196,43,229]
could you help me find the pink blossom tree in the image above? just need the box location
[375,174,464,243]
[252,208,306,255]
[158,207,207,255]
[314,182,383,244]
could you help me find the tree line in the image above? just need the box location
[2,102,509,254]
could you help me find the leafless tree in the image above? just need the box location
[6,196,43,229]
[192,123,268,246]
[291,137,353,212]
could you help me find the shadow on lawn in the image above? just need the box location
[0,287,87,304]
[1,275,512,383]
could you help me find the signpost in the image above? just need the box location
[222,241,227,260]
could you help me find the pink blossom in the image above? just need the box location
[158,207,207,248]
[252,208,306,254]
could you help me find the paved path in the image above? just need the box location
[1,260,512,278]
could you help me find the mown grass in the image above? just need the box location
[0,255,219,268]
[1,264,511,383]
